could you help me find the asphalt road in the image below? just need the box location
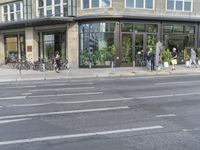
[0,74,200,150]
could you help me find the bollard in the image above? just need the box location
[89,62,92,69]
[19,62,22,78]
[42,63,46,80]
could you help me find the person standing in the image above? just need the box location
[171,47,177,70]
[147,48,155,71]
[55,51,61,73]
[189,48,197,68]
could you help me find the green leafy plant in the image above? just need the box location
[161,49,171,62]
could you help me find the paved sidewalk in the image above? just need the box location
[0,65,199,82]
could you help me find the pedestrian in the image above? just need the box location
[55,51,61,73]
[171,47,177,70]
[147,48,155,71]
[189,48,197,68]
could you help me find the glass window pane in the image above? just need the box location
[47,7,52,16]
[184,2,191,11]
[92,0,99,7]
[63,0,67,3]
[136,0,143,8]
[10,4,14,12]
[176,1,183,10]
[39,8,44,17]
[10,14,14,21]
[55,0,60,4]
[4,14,8,21]
[185,26,195,34]
[126,0,134,7]
[134,24,145,32]
[63,5,68,16]
[167,0,174,10]
[146,0,153,9]
[83,0,89,8]
[121,23,133,32]
[102,0,110,7]
[46,0,52,6]
[146,24,158,33]
[163,25,173,33]
[16,3,21,11]
[90,23,100,32]
[39,0,44,7]
[4,6,8,13]
[174,25,184,33]
[55,6,61,16]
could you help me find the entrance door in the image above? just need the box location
[134,34,145,66]
[121,34,133,66]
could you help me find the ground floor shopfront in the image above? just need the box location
[0,18,199,68]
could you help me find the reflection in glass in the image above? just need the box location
[5,37,18,63]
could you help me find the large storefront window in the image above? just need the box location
[36,0,75,17]
[41,31,66,61]
[5,34,25,63]
[80,22,116,67]
[163,24,196,63]
[121,23,158,66]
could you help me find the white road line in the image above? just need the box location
[0,125,163,146]
[29,87,95,92]
[155,80,200,86]
[3,86,36,89]
[8,98,134,107]
[28,92,103,98]
[43,82,94,87]
[0,118,31,124]
[21,93,32,96]
[138,95,174,99]
[156,114,176,118]
[0,96,26,100]
[0,106,129,120]
[174,92,200,96]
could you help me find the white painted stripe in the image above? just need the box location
[155,80,200,86]
[0,96,26,100]
[4,86,36,89]
[21,93,32,96]
[9,98,134,107]
[55,97,134,104]
[156,114,176,118]
[28,92,103,98]
[0,125,163,146]
[43,82,94,87]
[174,92,200,96]
[0,118,31,124]
[138,95,174,99]
[0,106,129,120]
[29,87,95,92]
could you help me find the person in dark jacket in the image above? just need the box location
[147,48,155,71]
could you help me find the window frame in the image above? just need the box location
[36,0,70,17]
[125,0,154,10]
[166,0,193,12]
[1,1,23,22]
[81,0,112,9]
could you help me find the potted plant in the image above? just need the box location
[184,48,190,67]
[161,48,171,68]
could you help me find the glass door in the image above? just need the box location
[121,33,133,66]
[134,34,145,66]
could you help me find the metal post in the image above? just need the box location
[89,62,92,69]
[42,63,46,80]
[19,60,22,78]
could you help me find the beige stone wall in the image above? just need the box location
[67,23,79,68]
[0,33,5,64]
[77,0,200,19]
[25,27,38,62]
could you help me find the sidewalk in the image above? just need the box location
[0,65,199,82]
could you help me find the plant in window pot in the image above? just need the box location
[184,48,190,67]
[161,48,171,68]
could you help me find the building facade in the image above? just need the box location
[0,0,199,68]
